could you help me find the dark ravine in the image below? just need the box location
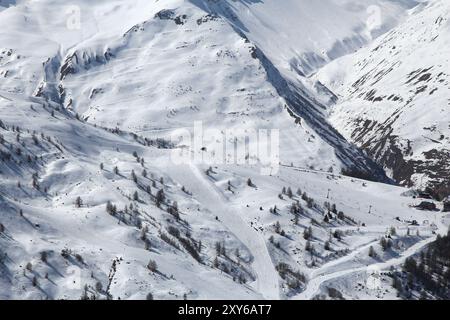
[255,46,391,183]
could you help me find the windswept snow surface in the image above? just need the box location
[0,0,448,300]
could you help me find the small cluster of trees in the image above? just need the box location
[333,230,343,241]
[131,151,145,166]
[167,201,179,220]
[160,230,180,250]
[380,237,393,251]
[289,201,304,216]
[269,235,281,249]
[104,162,180,226]
[269,205,278,215]
[155,189,165,208]
[301,192,315,209]
[106,201,118,215]
[281,187,293,199]
[0,123,57,169]
[168,226,202,263]
[60,248,83,264]
[215,242,227,257]
[0,250,7,265]
[276,263,306,291]
[206,166,215,176]
[274,221,286,237]
[147,260,158,272]
[324,202,338,214]
[305,240,315,254]
[213,242,248,283]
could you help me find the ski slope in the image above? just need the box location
[168,164,280,300]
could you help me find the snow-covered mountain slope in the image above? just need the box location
[181,0,421,179]
[0,0,391,177]
[0,93,446,299]
[317,0,450,199]
[192,0,422,76]
[1,0,448,301]
[0,94,273,299]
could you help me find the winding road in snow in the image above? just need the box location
[294,213,449,300]
[169,164,280,300]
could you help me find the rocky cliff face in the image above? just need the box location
[317,0,450,198]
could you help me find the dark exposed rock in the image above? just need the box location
[60,52,77,80]
[154,9,187,25]
[154,9,176,20]
[197,14,219,25]
[415,201,437,211]
[347,113,450,199]
[174,15,188,25]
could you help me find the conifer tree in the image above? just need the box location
[75,196,83,208]
[287,187,293,198]
[147,260,158,272]
[369,246,376,258]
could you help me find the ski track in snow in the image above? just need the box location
[169,164,280,300]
